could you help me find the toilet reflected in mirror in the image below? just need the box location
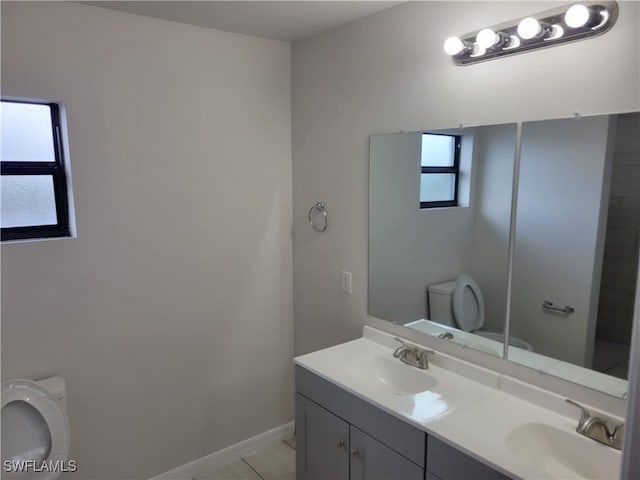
[427,274,532,350]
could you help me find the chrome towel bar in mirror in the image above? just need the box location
[543,300,575,315]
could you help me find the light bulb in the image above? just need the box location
[565,4,591,28]
[476,28,500,49]
[443,36,465,56]
[517,17,542,40]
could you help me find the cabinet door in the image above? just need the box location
[350,426,423,480]
[296,366,425,467]
[297,394,349,480]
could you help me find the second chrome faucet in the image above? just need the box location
[393,338,435,369]
[565,399,624,450]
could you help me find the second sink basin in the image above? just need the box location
[505,422,621,479]
[344,354,438,396]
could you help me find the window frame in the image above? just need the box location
[419,133,461,209]
[1,100,71,241]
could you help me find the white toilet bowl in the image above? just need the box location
[428,275,533,351]
[1,377,71,480]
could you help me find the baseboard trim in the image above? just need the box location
[151,421,295,480]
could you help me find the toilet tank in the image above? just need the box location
[428,280,456,326]
[37,376,67,413]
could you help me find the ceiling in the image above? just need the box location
[85,1,404,42]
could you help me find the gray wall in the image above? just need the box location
[510,116,613,367]
[467,126,516,334]
[292,1,640,356]
[1,2,293,478]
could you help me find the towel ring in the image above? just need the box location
[308,202,327,232]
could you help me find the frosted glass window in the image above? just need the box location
[420,174,456,203]
[421,134,455,167]
[1,175,58,228]
[1,102,56,162]
[1,100,70,241]
[419,133,460,208]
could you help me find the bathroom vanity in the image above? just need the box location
[294,327,623,480]
[296,367,508,480]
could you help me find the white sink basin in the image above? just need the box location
[344,354,438,396]
[505,422,621,479]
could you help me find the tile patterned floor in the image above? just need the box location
[195,438,295,480]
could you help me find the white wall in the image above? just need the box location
[467,125,516,334]
[510,116,613,366]
[369,132,444,324]
[292,0,640,356]
[1,3,293,478]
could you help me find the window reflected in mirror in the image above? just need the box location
[420,134,460,208]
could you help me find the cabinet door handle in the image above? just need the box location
[350,448,360,457]
[337,440,345,448]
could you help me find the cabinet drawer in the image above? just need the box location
[427,436,511,480]
[296,365,425,467]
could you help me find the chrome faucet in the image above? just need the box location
[565,399,624,450]
[393,337,434,369]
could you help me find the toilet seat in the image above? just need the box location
[452,274,485,332]
[1,379,70,480]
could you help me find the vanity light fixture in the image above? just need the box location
[444,1,617,65]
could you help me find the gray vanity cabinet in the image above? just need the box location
[296,365,513,480]
[298,393,349,480]
[296,393,423,480]
[296,365,424,480]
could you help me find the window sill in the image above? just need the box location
[420,205,469,212]
[2,233,76,245]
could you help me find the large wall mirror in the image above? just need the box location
[368,112,639,399]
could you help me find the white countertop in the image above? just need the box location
[294,326,622,480]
